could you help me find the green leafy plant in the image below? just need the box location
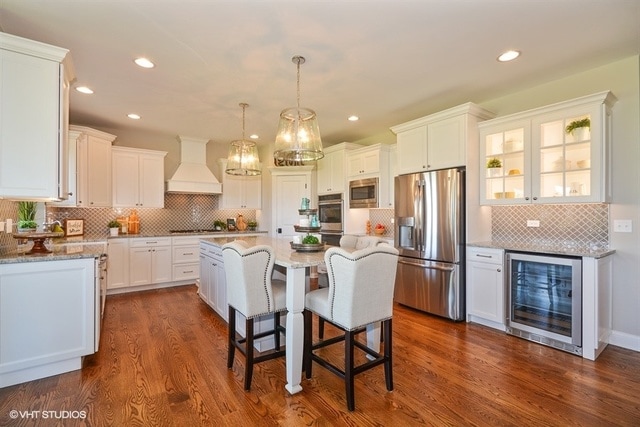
[302,235,319,244]
[17,201,37,229]
[247,220,257,228]
[108,220,121,228]
[213,220,227,230]
[486,158,502,168]
[565,118,590,134]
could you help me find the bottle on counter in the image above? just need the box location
[366,220,371,235]
[129,210,140,234]
[117,216,129,234]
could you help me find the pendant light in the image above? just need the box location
[273,55,324,163]
[226,103,261,176]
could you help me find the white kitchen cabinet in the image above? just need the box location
[582,255,613,361]
[0,258,96,387]
[0,33,74,200]
[199,241,227,319]
[392,103,495,175]
[316,142,362,195]
[347,146,382,177]
[107,238,130,290]
[128,237,172,286]
[112,146,167,208]
[479,91,616,205]
[217,159,262,209]
[172,235,201,282]
[466,246,506,331]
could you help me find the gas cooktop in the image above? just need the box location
[169,229,220,234]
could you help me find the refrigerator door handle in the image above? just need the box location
[398,259,455,272]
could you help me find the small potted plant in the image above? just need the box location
[565,117,590,141]
[213,220,227,231]
[108,220,121,237]
[486,157,502,177]
[17,201,38,232]
[247,220,257,231]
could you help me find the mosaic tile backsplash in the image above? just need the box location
[491,204,609,250]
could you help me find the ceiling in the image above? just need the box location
[1,1,638,150]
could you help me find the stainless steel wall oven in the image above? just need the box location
[506,252,582,355]
[318,193,343,246]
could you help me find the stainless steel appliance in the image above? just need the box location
[506,252,582,355]
[318,193,343,246]
[394,168,465,320]
[349,177,378,208]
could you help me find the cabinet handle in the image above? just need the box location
[183,270,193,274]
[475,254,492,258]
[184,252,193,255]
[497,268,502,272]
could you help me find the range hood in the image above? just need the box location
[165,136,222,194]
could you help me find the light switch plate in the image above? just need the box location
[613,219,632,233]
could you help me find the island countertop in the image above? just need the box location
[0,242,107,264]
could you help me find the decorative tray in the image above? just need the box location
[298,209,317,215]
[290,242,325,252]
[293,225,321,233]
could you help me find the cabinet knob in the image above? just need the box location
[533,197,538,201]
[525,197,530,201]
[497,268,502,273]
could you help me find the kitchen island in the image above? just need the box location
[0,242,106,388]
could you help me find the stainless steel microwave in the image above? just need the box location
[349,177,378,208]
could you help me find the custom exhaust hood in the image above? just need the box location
[165,136,222,194]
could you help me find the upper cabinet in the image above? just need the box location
[217,159,262,209]
[316,142,362,194]
[0,33,74,200]
[479,91,616,205]
[113,147,167,208]
[391,103,495,175]
[347,144,393,208]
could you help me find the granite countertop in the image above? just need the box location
[106,230,268,239]
[467,241,615,259]
[0,242,107,264]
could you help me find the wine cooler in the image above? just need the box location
[506,252,582,355]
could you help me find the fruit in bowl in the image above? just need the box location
[374,223,385,235]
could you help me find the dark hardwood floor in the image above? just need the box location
[1,284,639,426]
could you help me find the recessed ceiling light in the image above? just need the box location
[250,134,259,139]
[75,86,94,94]
[348,115,359,121]
[497,50,520,62]
[134,57,155,68]
[127,113,141,120]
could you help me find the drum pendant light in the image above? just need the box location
[273,55,324,163]
[226,103,260,176]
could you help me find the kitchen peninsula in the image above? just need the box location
[0,242,106,388]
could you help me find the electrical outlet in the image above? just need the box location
[613,219,632,233]
[526,220,540,227]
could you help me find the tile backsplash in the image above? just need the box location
[491,203,609,250]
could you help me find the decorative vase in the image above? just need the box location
[570,127,590,142]
[487,167,502,178]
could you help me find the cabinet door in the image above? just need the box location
[213,257,227,319]
[129,247,152,286]
[317,150,340,194]
[107,239,129,289]
[347,149,380,176]
[480,120,531,205]
[86,136,112,207]
[532,104,602,203]
[242,175,262,209]
[198,254,212,306]
[467,261,504,325]
[112,150,139,207]
[396,126,428,174]
[138,154,165,208]
[151,246,172,283]
[0,50,61,199]
[427,115,466,169]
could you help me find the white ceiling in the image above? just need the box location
[1,0,638,149]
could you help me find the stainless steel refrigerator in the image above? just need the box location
[394,168,465,321]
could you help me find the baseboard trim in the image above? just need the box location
[609,330,640,352]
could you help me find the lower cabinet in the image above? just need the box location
[466,246,506,330]
[172,236,201,282]
[107,238,129,290]
[129,237,172,286]
[0,258,96,387]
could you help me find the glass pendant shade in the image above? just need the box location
[226,140,260,175]
[226,102,261,175]
[273,107,323,162]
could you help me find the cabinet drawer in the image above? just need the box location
[467,247,504,264]
[130,237,171,247]
[172,263,199,281]
[173,245,199,263]
[172,235,205,246]
[199,243,222,258]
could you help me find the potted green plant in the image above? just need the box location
[486,157,502,177]
[213,220,227,231]
[565,117,590,140]
[108,220,121,237]
[247,220,257,231]
[17,201,38,232]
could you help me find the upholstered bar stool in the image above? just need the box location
[222,241,286,390]
[303,245,399,411]
[316,235,384,338]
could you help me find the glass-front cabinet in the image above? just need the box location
[479,91,616,205]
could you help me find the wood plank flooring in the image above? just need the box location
[1,284,638,426]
